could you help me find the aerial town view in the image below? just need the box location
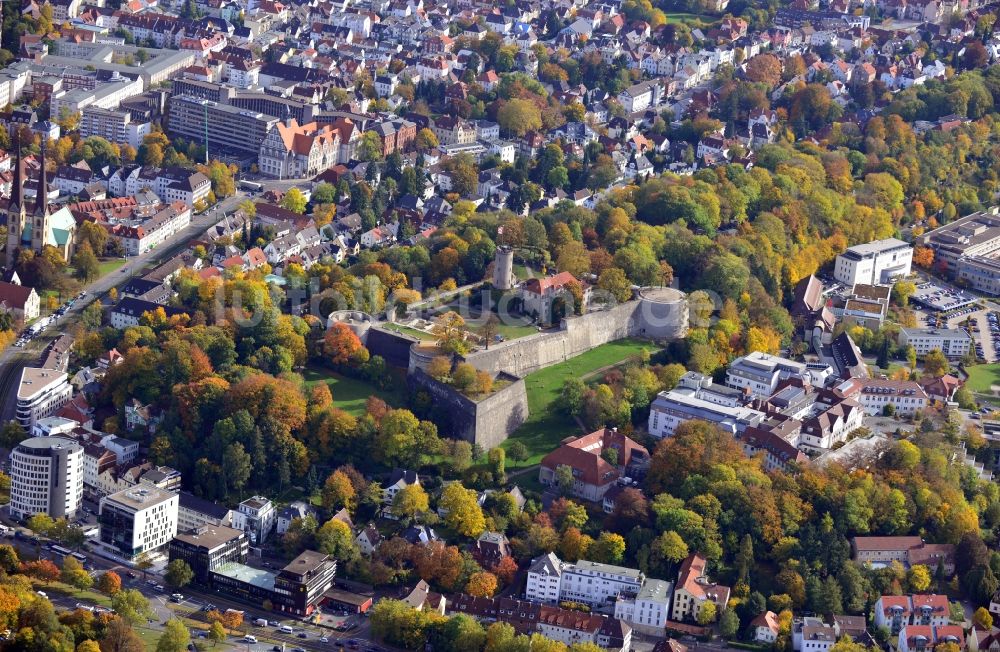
[1,0,1000,651]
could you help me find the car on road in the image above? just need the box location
[36,591,47,599]
[126,571,137,579]
[170,594,183,602]
[297,632,308,639]
[319,637,329,643]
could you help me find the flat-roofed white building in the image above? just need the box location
[9,436,83,520]
[725,351,808,398]
[834,238,912,286]
[99,485,178,561]
[16,367,73,428]
[898,328,973,359]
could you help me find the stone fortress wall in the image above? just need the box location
[341,287,688,448]
[458,288,688,377]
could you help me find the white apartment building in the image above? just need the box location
[725,352,808,398]
[613,578,673,635]
[898,328,973,359]
[833,238,913,286]
[80,105,151,150]
[117,201,192,256]
[99,485,178,561]
[231,496,276,545]
[9,436,84,520]
[525,553,670,634]
[850,380,929,416]
[16,367,73,429]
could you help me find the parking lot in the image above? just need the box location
[910,282,978,313]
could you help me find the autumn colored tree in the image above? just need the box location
[97,571,122,596]
[392,484,430,520]
[22,559,60,584]
[439,483,486,538]
[745,54,782,86]
[913,246,934,268]
[324,322,369,366]
[322,470,356,512]
[492,556,519,586]
[497,99,542,137]
[465,571,499,598]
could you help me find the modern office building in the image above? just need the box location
[648,387,764,439]
[956,256,1000,295]
[168,524,248,584]
[834,238,913,286]
[167,94,279,156]
[99,485,178,561]
[725,352,809,398]
[16,367,73,428]
[9,436,83,520]
[898,328,973,359]
[272,550,338,615]
[920,209,1000,268]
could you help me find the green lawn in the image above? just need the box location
[382,323,435,340]
[476,321,539,342]
[301,365,404,416]
[965,363,1000,393]
[664,11,712,24]
[502,338,655,466]
[98,258,127,277]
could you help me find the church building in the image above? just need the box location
[4,133,77,267]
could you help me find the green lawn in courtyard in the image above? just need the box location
[502,338,655,466]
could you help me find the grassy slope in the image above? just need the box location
[301,365,404,417]
[502,338,655,466]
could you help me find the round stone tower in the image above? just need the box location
[493,247,515,290]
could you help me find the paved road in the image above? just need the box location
[5,533,377,652]
[0,191,251,424]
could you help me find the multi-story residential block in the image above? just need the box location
[168,524,248,584]
[793,617,837,652]
[99,485,178,561]
[670,553,730,623]
[231,496,276,545]
[0,280,39,322]
[110,297,188,329]
[874,595,950,634]
[178,491,234,532]
[258,118,340,179]
[525,552,670,634]
[16,367,73,429]
[109,201,192,256]
[80,106,150,150]
[898,328,973,359]
[897,625,965,652]
[9,436,83,520]
[833,238,913,286]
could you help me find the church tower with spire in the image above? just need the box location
[30,142,49,254]
[4,135,59,269]
[4,130,27,269]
